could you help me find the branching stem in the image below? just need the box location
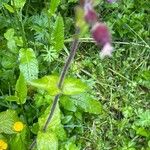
[43,28,80,131]
[29,28,80,149]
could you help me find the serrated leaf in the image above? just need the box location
[60,96,76,112]
[72,93,102,114]
[135,110,150,127]
[29,76,60,95]
[0,110,18,134]
[3,3,14,13]
[63,78,88,95]
[19,48,38,82]
[15,73,27,104]
[37,131,58,150]
[49,0,60,16]
[29,75,88,95]
[52,15,64,52]
[38,104,66,140]
[11,0,26,9]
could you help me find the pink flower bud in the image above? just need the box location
[91,22,111,45]
[100,43,113,58]
[84,8,97,24]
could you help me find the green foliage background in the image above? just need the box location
[0,0,150,149]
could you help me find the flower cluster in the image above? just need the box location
[82,0,113,58]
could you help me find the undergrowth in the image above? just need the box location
[0,0,149,150]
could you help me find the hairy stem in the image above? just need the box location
[43,28,80,131]
[29,28,80,149]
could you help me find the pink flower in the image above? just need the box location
[84,9,97,24]
[100,43,113,58]
[91,22,111,45]
[84,0,97,25]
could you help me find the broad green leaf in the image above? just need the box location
[49,0,60,16]
[1,54,16,69]
[29,76,60,95]
[14,36,23,47]
[0,110,18,134]
[19,48,38,81]
[72,93,102,114]
[7,39,17,52]
[52,15,64,52]
[15,73,27,104]
[4,28,14,40]
[60,96,76,112]
[37,131,58,150]
[11,0,26,9]
[63,78,88,95]
[3,3,14,13]
[9,127,28,150]
[29,75,88,95]
[38,104,66,140]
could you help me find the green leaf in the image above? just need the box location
[11,0,26,9]
[19,48,38,82]
[52,15,64,52]
[7,39,17,52]
[60,96,76,112]
[4,28,15,40]
[0,110,18,134]
[3,3,14,13]
[29,75,88,95]
[29,76,60,95]
[135,110,150,127]
[49,0,60,16]
[134,127,150,137]
[72,93,102,114]
[30,122,39,134]
[63,78,88,95]
[38,104,66,140]
[136,70,150,89]
[1,54,16,69]
[15,73,27,104]
[9,127,28,150]
[37,131,58,150]
[5,96,19,102]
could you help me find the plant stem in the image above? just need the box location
[43,28,80,131]
[29,28,80,149]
